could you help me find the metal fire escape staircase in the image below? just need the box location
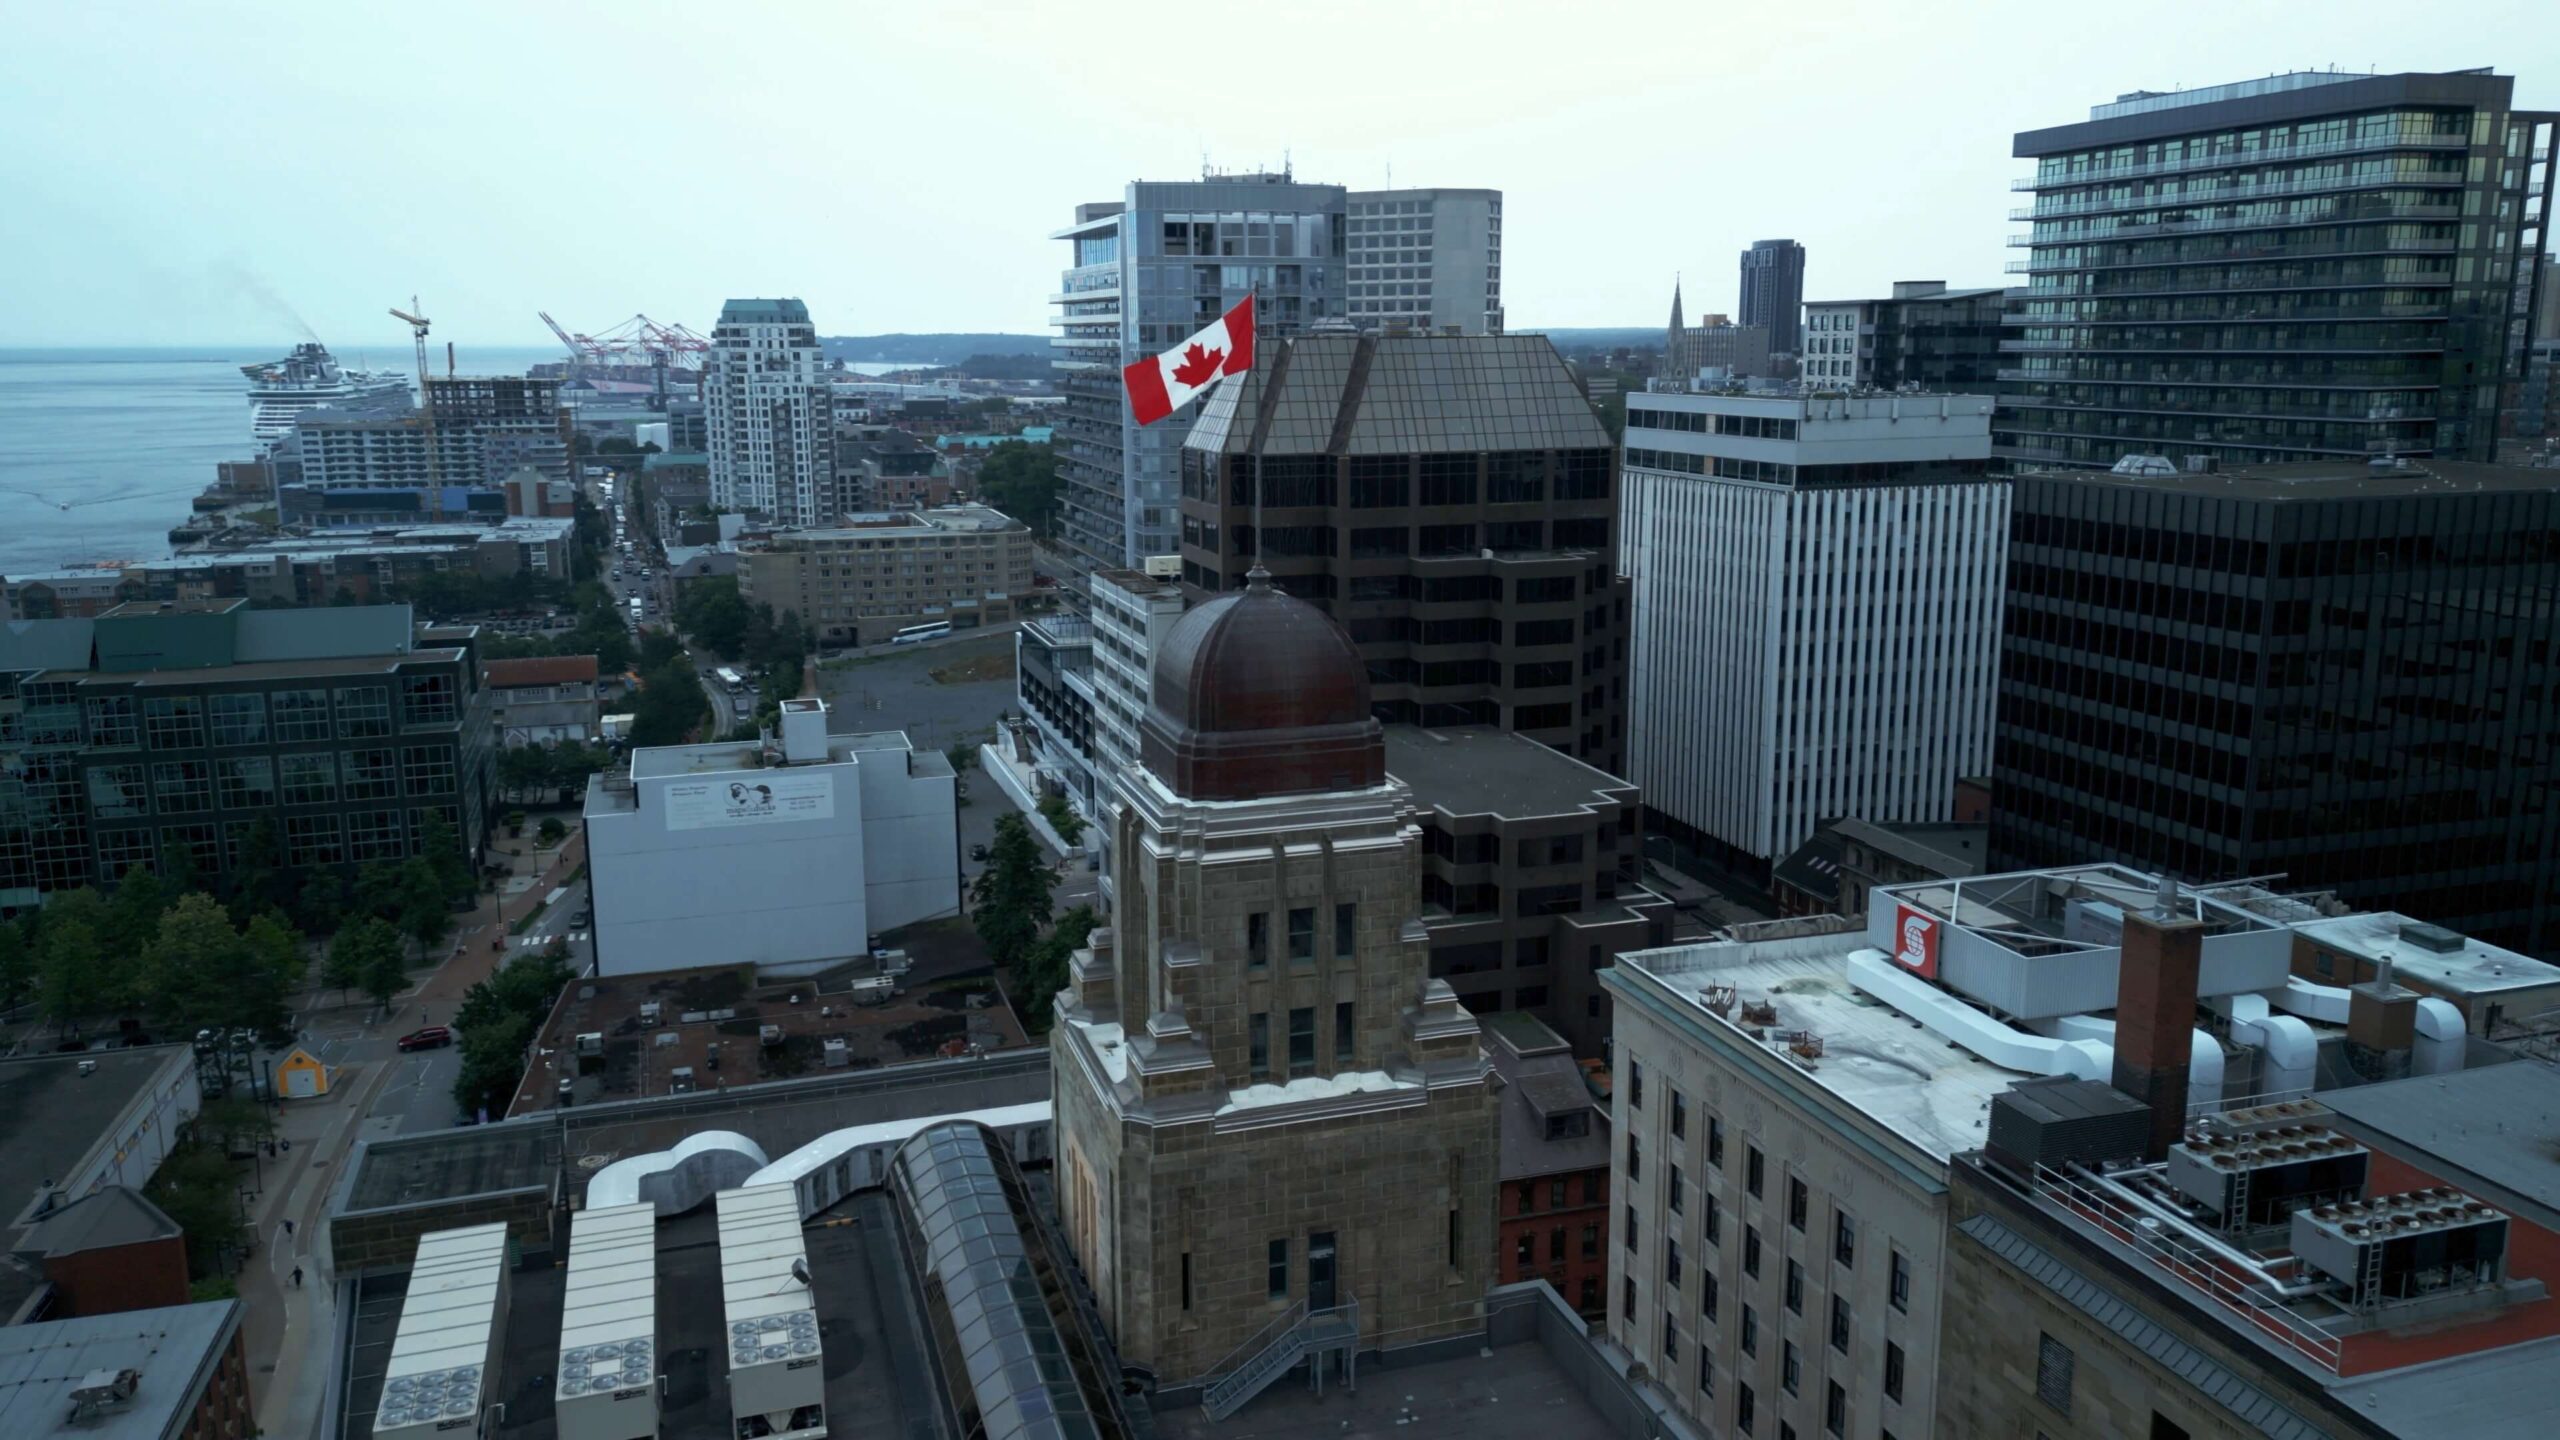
[1198,1297,1360,1422]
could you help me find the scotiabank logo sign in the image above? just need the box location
[1894,904,1940,978]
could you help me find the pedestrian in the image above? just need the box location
[291,1266,303,1289]
[279,1137,291,1154]
[282,1219,294,1238]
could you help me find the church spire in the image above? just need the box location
[1667,274,1688,377]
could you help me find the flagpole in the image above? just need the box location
[1246,289,1267,593]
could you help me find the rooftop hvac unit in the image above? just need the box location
[2291,1188,2509,1308]
[556,1203,658,1440]
[1986,1078,2151,1176]
[374,1224,509,1440]
[68,1368,140,1420]
[2166,1124,2369,1230]
[821,1038,849,1070]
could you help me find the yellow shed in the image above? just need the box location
[275,1047,332,1100]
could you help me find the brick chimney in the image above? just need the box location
[2113,907,2207,1161]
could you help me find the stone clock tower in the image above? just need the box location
[1049,568,1498,1394]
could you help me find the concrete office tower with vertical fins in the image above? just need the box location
[704,298,832,526]
[1346,188,1504,335]
[2000,69,2557,468]
[1622,388,2004,879]
[1049,573,1497,1396]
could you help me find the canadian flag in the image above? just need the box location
[1123,293,1256,426]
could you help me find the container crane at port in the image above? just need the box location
[538,312,711,404]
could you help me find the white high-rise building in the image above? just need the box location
[704,297,833,526]
[1346,187,1503,335]
[1620,388,2005,873]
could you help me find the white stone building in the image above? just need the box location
[582,697,958,977]
[703,298,833,526]
[1620,388,2005,873]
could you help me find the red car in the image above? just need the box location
[397,1026,453,1052]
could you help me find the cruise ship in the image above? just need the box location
[241,342,412,444]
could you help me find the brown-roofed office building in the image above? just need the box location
[16,1187,190,1319]
[1384,726,1671,1057]
[1486,1012,1613,1319]
[484,653,601,747]
[1178,332,1630,773]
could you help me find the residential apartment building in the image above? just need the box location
[704,297,834,525]
[1387,725,1670,1056]
[1738,239,1807,353]
[1487,1012,1612,1319]
[1602,860,2533,1440]
[1050,575,1497,1395]
[1346,187,1504,335]
[1084,565,1187,905]
[1178,331,1630,772]
[1990,457,2560,958]
[1801,282,2010,391]
[2000,69,2558,469]
[734,504,1034,647]
[1050,173,1350,571]
[0,601,493,911]
[1014,612,1095,812]
[1621,388,2005,878]
[484,654,601,747]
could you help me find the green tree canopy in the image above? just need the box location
[970,813,1054,978]
[975,442,1059,538]
[326,918,402,1002]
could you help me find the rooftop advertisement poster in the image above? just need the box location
[662,770,833,830]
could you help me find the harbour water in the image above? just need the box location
[0,346,926,578]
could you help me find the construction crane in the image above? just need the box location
[389,297,443,520]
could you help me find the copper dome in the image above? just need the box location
[1140,570,1384,801]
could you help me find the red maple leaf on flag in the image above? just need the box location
[1170,343,1224,387]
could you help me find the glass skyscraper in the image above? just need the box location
[2000,69,2557,469]
[1050,175,1348,572]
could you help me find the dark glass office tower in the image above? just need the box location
[1738,238,1806,353]
[2000,69,2556,469]
[1990,458,2560,957]
[1178,332,1628,773]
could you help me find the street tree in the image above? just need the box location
[36,919,107,1032]
[970,813,1054,977]
[326,918,401,1002]
[359,930,408,1010]
[1014,904,1096,1035]
[451,1012,534,1120]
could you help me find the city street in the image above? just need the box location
[239,829,591,1440]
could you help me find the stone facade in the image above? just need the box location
[1051,761,1499,1384]
[1938,1157,2354,1440]
[1603,963,1952,1440]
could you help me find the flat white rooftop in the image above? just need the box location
[628,729,916,779]
[2294,912,2560,999]
[1624,932,2024,1162]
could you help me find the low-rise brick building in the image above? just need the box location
[1487,1012,1611,1318]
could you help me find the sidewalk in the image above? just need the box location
[245,828,588,1439]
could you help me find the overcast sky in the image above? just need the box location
[3,0,2554,348]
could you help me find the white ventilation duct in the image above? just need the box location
[2048,1014,2225,1111]
[2414,996,2466,1076]
[2272,975,2351,1025]
[1846,950,2112,1080]
[2212,993,2316,1100]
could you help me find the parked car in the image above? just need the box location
[570,908,592,926]
[397,1026,454,1052]
[969,843,990,862]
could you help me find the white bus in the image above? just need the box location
[714,666,749,694]
[890,621,951,646]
